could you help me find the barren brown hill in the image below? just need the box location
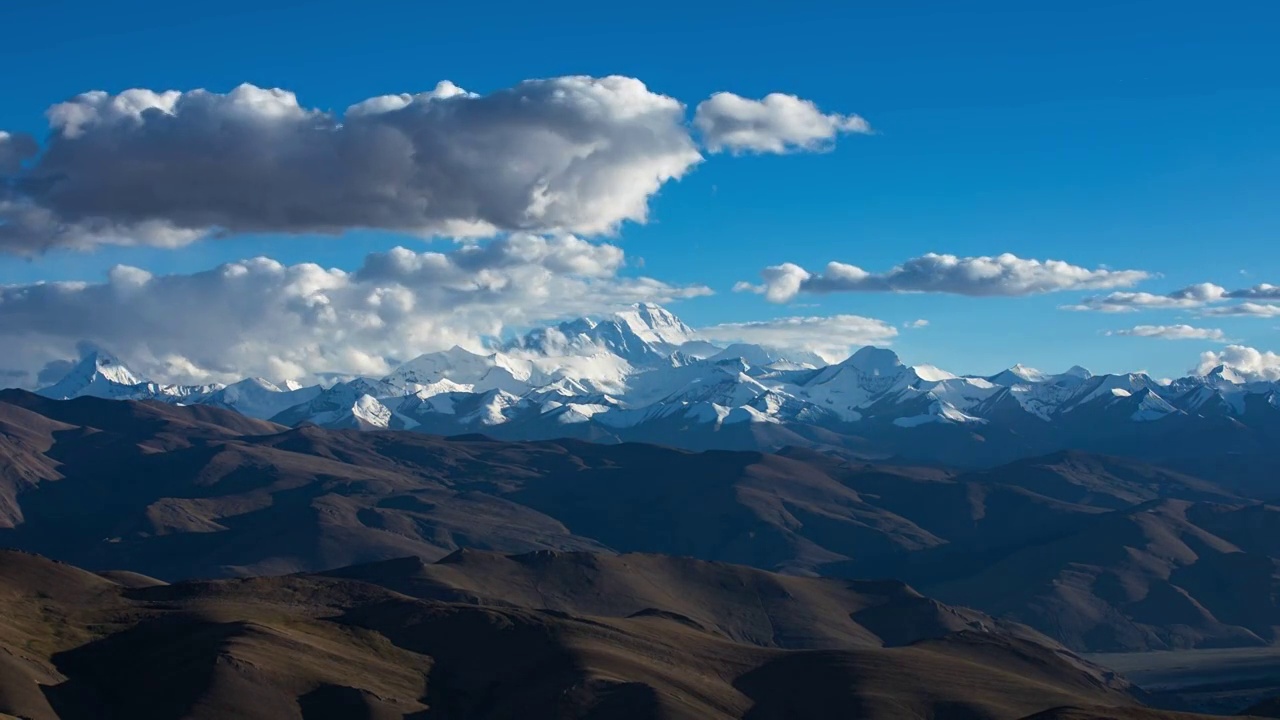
[955,451,1241,509]
[0,390,946,579]
[0,549,1227,720]
[321,548,1060,650]
[928,499,1280,651]
[2,392,1276,658]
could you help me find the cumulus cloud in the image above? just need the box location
[1106,325,1227,341]
[1226,283,1280,299]
[0,235,710,386]
[1067,281,1280,316]
[0,78,705,253]
[698,314,898,363]
[1064,283,1228,312]
[0,79,875,254]
[0,131,38,174]
[737,253,1149,303]
[693,92,870,154]
[1201,302,1280,318]
[905,319,930,328]
[1196,345,1280,382]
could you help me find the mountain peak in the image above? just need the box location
[1062,365,1092,380]
[840,347,903,376]
[610,303,695,347]
[78,346,137,381]
[1008,363,1045,381]
[235,377,283,392]
[1203,363,1246,385]
[38,345,142,399]
[707,343,824,369]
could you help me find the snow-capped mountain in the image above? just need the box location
[708,343,824,370]
[199,378,323,420]
[20,303,1280,465]
[505,302,697,366]
[384,346,533,395]
[37,348,220,403]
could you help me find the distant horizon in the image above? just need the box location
[13,300,1271,393]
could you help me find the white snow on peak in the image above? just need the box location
[913,364,957,382]
[352,394,394,428]
[242,377,282,393]
[723,405,780,424]
[1124,389,1179,422]
[707,343,823,369]
[1203,364,1247,387]
[461,390,525,426]
[893,401,983,428]
[1069,374,1159,410]
[38,348,143,400]
[385,346,531,393]
[611,303,696,347]
[1008,364,1046,382]
[21,303,1280,436]
[551,402,613,424]
[840,346,904,376]
[201,377,323,419]
[1061,365,1093,380]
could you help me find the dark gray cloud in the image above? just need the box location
[0,131,38,174]
[35,358,76,385]
[0,78,704,253]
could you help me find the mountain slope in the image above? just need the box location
[322,549,1058,651]
[2,393,1276,659]
[0,549,1201,720]
[0,391,943,579]
[927,499,1280,651]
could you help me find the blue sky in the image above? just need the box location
[1,0,1278,381]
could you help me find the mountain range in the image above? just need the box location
[21,304,1280,472]
[2,391,1279,716]
[2,390,1277,657]
[1,547,1192,720]
[8,307,1280,717]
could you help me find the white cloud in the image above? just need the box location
[1226,283,1280,299]
[0,78,704,253]
[1068,282,1280,317]
[0,235,710,386]
[739,253,1149,302]
[1107,325,1227,341]
[693,92,870,154]
[698,314,898,363]
[735,263,812,303]
[905,319,930,328]
[1064,283,1229,312]
[1201,302,1280,318]
[1196,345,1280,382]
